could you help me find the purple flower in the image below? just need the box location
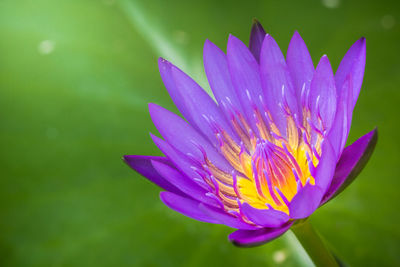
[124,20,377,247]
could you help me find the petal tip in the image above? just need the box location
[122,155,130,163]
[122,155,136,168]
[158,57,170,66]
[204,38,212,47]
[148,103,164,121]
[159,191,167,201]
[148,102,156,111]
[227,33,237,43]
[250,18,265,32]
[251,17,261,25]
[316,54,333,70]
[292,30,301,39]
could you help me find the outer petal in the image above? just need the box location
[335,37,366,106]
[260,34,298,134]
[248,19,266,62]
[152,160,215,206]
[227,34,264,133]
[321,128,378,205]
[286,31,314,105]
[123,155,182,195]
[149,103,233,172]
[203,40,245,122]
[160,191,220,224]
[241,203,289,227]
[159,58,236,145]
[229,221,293,247]
[150,133,199,181]
[199,204,257,230]
[310,55,337,133]
[328,75,353,157]
[150,134,223,209]
[314,138,337,193]
[158,58,190,118]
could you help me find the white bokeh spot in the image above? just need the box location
[38,40,55,55]
[381,15,395,30]
[322,0,340,9]
[273,250,287,264]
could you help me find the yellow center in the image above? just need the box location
[201,104,322,216]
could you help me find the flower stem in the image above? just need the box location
[291,220,339,267]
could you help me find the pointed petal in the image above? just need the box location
[249,19,266,62]
[328,75,353,157]
[335,37,366,106]
[321,128,377,205]
[310,55,337,132]
[203,40,244,122]
[315,138,337,192]
[150,133,199,181]
[152,160,216,207]
[158,58,191,118]
[150,134,224,209]
[229,221,293,247]
[286,31,314,104]
[149,103,233,172]
[160,191,220,224]
[123,155,182,195]
[241,203,289,227]
[199,204,257,230]
[227,34,264,133]
[260,34,298,134]
[159,58,235,145]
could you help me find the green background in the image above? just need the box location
[1,0,399,266]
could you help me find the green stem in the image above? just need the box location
[291,220,339,267]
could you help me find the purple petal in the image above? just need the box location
[150,134,223,208]
[152,160,216,207]
[123,155,182,195]
[150,133,199,180]
[203,40,245,123]
[328,75,353,157]
[160,191,220,224]
[315,138,338,193]
[227,34,264,133]
[228,221,293,247]
[199,204,257,230]
[241,203,289,227]
[289,183,323,219]
[321,128,377,205]
[249,19,266,62]
[159,58,235,145]
[158,58,190,120]
[335,37,366,107]
[310,55,337,133]
[260,34,298,134]
[289,139,336,219]
[286,31,314,105]
[149,103,233,173]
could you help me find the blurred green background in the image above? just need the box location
[1,0,399,266]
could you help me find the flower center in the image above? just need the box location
[236,138,316,214]
[197,89,323,216]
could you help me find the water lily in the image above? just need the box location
[124,20,376,265]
